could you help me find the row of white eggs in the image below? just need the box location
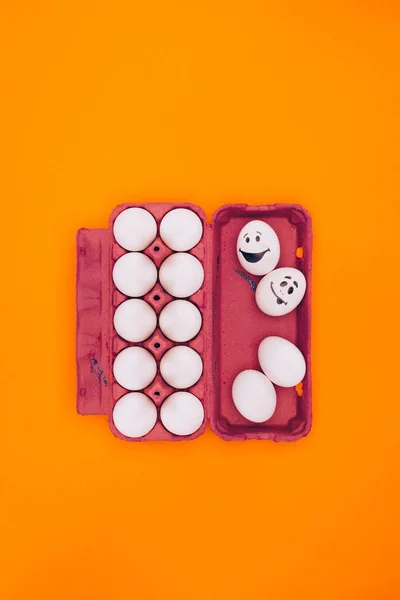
[113,252,204,298]
[112,208,206,439]
[113,391,204,438]
[114,298,202,343]
[232,336,306,423]
[114,206,203,252]
[114,345,203,391]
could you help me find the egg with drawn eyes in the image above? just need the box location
[256,267,306,316]
[236,220,280,276]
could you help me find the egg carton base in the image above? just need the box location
[76,203,312,442]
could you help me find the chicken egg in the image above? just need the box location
[159,300,202,342]
[113,346,157,390]
[113,207,157,251]
[256,267,306,316]
[236,220,280,276]
[160,392,204,436]
[113,299,157,342]
[113,392,157,438]
[159,253,204,298]
[160,346,203,389]
[160,208,203,251]
[232,369,277,423]
[258,336,306,387]
[113,252,157,297]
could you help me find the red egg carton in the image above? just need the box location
[76,202,312,442]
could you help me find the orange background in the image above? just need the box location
[1,1,400,598]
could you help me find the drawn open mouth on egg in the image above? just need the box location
[239,248,270,263]
[270,282,287,305]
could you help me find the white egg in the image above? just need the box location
[113,346,157,390]
[113,392,157,438]
[159,300,202,342]
[159,253,204,298]
[160,346,203,389]
[258,336,306,388]
[232,370,277,423]
[160,208,203,251]
[113,252,157,297]
[160,392,204,436]
[113,207,157,251]
[256,267,307,317]
[113,299,157,342]
[236,220,280,276]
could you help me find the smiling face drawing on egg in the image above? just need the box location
[256,267,306,316]
[236,220,280,276]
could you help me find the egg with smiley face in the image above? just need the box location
[256,267,306,316]
[236,220,280,276]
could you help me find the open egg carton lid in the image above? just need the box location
[76,202,312,442]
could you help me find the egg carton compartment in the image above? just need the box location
[77,203,211,442]
[210,204,312,441]
[76,202,311,442]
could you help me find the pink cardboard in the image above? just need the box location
[76,202,312,442]
[210,204,312,441]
